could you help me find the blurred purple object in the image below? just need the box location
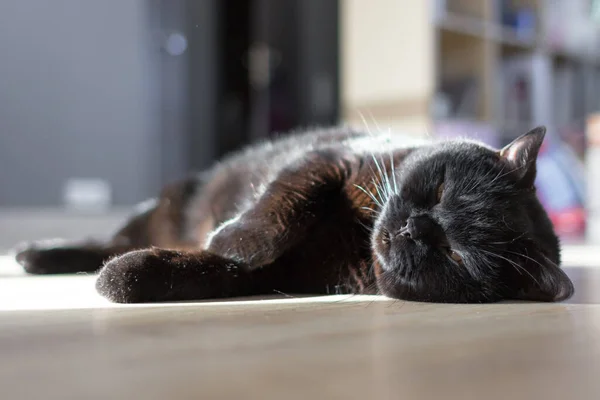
[535,132,586,238]
[434,120,500,148]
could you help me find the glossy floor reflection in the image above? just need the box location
[0,263,599,399]
[563,266,600,304]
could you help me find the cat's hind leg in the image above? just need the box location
[12,202,156,275]
[13,238,134,275]
[14,176,204,275]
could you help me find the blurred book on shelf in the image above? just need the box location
[543,0,600,57]
[435,77,481,120]
[498,0,537,42]
[498,54,534,136]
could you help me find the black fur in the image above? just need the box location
[15,126,574,303]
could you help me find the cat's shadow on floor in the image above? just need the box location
[2,257,597,305]
[188,267,600,306]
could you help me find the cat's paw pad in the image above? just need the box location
[96,249,172,303]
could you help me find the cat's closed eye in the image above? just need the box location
[447,249,463,264]
[436,182,445,203]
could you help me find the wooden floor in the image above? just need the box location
[1,247,600,400]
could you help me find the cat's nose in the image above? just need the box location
[397,216,434,241]
[398,223,412,238]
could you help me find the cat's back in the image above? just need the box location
[207,126,430,202]
[205,127,365,199]
[222,126,363,170]
[219,126,429,173]
[191,127,428,227]
[184,127,365,233]
[180,126,430,245]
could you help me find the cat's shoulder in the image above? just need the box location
[213,126,435,175]
[341,128,431,155]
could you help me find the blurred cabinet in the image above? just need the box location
[0,1,161,206]
[341,0,600,147]
[0,0,340,207]
[341,0,434,135]
[217,0,340,156]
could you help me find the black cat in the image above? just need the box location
[14,126,574,303]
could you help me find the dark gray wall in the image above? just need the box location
[185,0,218,172]
[0,0,162,206]
[297,0,339,125]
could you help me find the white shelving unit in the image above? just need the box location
[341,0,600,147]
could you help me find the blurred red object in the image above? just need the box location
[548,207,586,239]
[535,130,586,239]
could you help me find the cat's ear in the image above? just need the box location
[498,126,546,188]
[513,257,574,302]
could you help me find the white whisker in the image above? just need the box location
[371,178,386,205]
[353,184,382,207]
[390,151,398,194]
[503,249,560,269]
[361,206,379,214]
[358,111,393,201]
[380,153,392,200]
[479,248,539,286]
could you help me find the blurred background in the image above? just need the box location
[0,0,599,250]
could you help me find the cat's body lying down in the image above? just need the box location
[15,126,574,303]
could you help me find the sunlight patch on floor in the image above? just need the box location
[0,256,390,311]
[0,244,598,312]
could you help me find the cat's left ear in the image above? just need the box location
[498,126,546,188]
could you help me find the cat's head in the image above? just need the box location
[371,126,574,303]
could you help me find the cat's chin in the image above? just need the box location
[372,237,413,274]
[373,251,393,273]
[376,276,499,304]
[373,241,420,274]
[373,258,500,304]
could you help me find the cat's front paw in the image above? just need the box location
[96,249,251,303]
[96,249,174,303]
